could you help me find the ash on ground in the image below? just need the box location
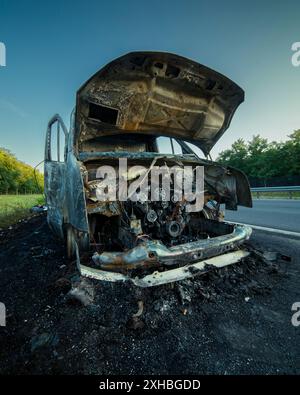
[0,215,299,374]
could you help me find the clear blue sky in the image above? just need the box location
[0,0,299,167]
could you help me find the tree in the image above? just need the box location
[216,130,300,184]
[0,148,44,194]
[217,138,249,174]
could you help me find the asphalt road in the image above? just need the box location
[224,199,300,233]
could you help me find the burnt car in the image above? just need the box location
[44,52,252,287]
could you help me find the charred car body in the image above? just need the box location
[44,52,252,287]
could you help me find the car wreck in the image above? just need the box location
[44,51,252,287]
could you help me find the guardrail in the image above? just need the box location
[251,186,300,199]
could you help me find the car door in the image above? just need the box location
[44,114,68,238]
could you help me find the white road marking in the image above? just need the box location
[227,221,300,238]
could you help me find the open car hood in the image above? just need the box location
[75,52,244,155]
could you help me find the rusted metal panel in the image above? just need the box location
[75,52,244,156]
[91,223,252,270]
[78,249,250,287]
[44,161,66,238]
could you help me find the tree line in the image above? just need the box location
[0,148,44,194]
[217,130,300,186]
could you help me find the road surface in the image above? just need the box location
[224,199,300,233]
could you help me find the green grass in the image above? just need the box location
[0,194,45,228]
[252,191,300,200]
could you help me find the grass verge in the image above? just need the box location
[0,194,45,228]
[251,191,300,199]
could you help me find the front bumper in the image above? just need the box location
[75,221,252,287]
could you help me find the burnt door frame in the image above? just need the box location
[44,114,68,238]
